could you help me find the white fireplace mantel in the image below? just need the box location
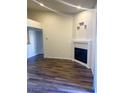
[73,39,92,68]
[73,39,91,43]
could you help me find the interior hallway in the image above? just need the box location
[27,55,94,93]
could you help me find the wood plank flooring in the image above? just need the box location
[27,55,94,93]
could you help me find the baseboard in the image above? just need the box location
[44,56,90,69]
[44,57,72,61]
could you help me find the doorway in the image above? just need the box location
[27,27,44,63]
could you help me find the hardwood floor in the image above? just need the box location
[27,55,94,93]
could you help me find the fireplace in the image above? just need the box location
[73,39,91,68]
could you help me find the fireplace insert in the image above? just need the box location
[74,48,87,64]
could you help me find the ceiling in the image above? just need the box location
[27,0,97,14]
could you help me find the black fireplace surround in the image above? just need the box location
[74,48,87,64]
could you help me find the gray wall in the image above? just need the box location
[27,27,43,58]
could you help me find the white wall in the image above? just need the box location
[28,10,73,59]
[90,10,97,75]
[73,10,97,74]
[73,10,93,39]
